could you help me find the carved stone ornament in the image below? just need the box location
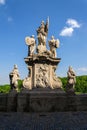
[23,18,62,90]
[23,77,32,90]
[35,64,50,88]
[51,66,62,89]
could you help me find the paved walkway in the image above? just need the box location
[0,112,87,130]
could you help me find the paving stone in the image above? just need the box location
[0,112,87,130]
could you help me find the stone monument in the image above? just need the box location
[9,64,20,91]
[66,66,76,94]
[23,18,62,90]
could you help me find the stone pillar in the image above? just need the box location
[7,90,17,112]
[24,55,62,89]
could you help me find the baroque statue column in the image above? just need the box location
[23,18,62,90]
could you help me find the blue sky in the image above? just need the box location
[0,0,87,84]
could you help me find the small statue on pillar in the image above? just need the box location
[48,36,60,58]
[9,64,20,91]
[66,66,76,94]
[25,35,36,56]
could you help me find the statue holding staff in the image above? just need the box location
[37,17,49,46]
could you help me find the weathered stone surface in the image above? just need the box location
[17,92,30,112]
[7,90,17,112]
[1,111,87,129]
[0,93,8,111]
[24,55,62,90]
[1,91,87,112]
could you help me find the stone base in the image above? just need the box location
[17,88,66,112]
[66,84,75,95]
[1,91,87,112]
[22,87,64,93]
[24,55,62,89]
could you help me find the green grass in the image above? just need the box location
[75,92,82,95]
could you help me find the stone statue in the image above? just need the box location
[36,18,49,54]
[37,19,49,46]
[23,67,32,90]
[9,65,20,91]
[24,19,63,90]
[37,43,47,54]
[48,36,60,58]
[66,66,76,94]
[25,35,36,56]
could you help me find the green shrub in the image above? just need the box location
[0,84,10,93]
[18,80,23,91]
[60,77,67,91]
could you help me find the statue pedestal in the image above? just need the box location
[24,54,62,90]
[17,89,66,112]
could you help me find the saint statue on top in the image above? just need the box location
[37,18,49,46]
[36,18,49,54]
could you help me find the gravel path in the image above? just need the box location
[0,112,87,130]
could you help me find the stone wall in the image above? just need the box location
[0,90,87,112]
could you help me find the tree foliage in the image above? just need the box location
[0,84,10,93]
[17,80,23,91]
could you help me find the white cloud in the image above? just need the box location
[0,0,5,5]
[66,19,81,28]
[78,67,87,72]
[8,17,13,22]
[60,27,74,36]
[60,18,81,37]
